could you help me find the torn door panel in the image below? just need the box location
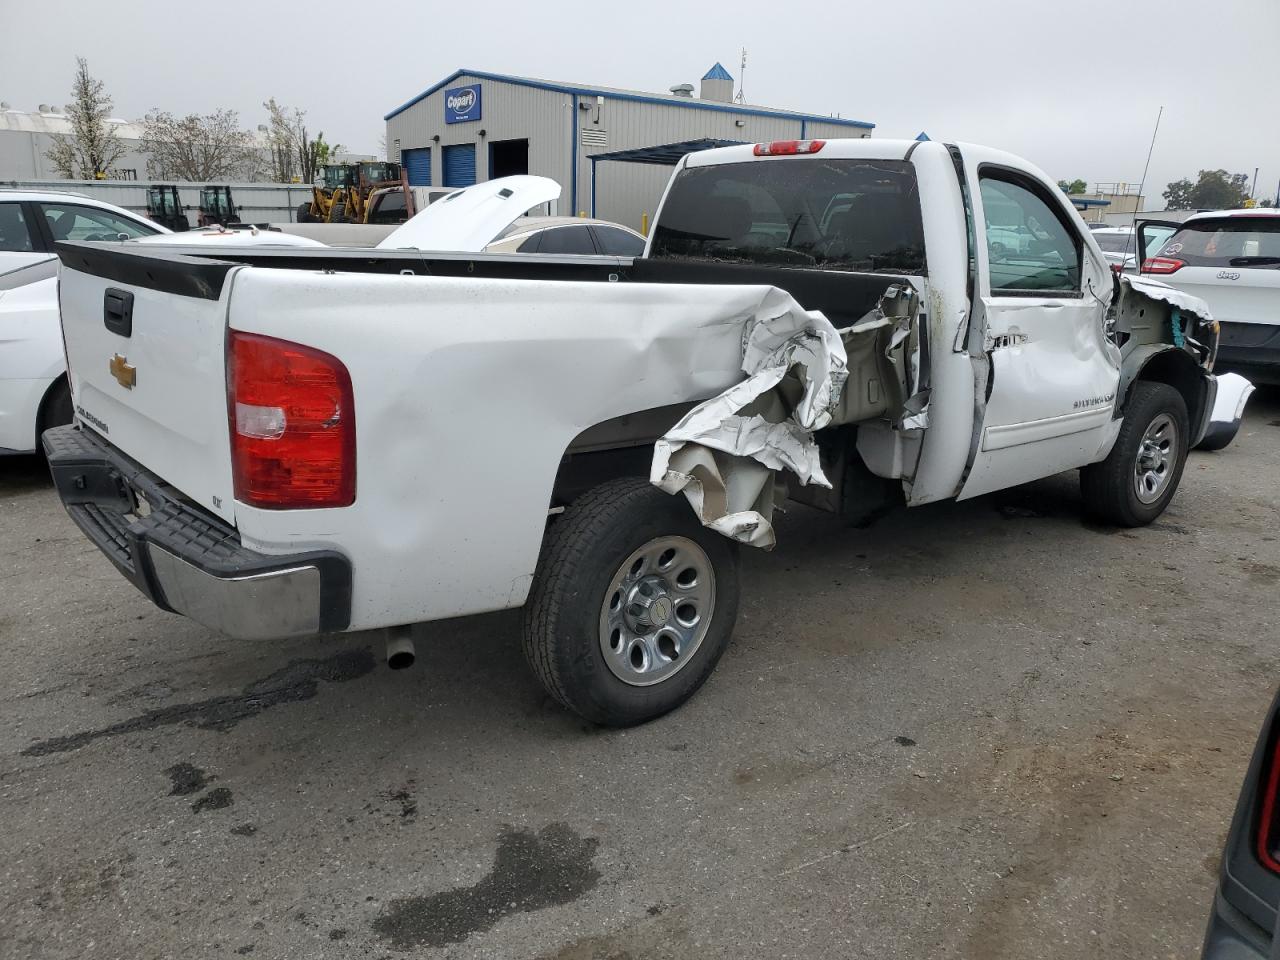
[651,283,921,548]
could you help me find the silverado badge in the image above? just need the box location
[109,354,136,389]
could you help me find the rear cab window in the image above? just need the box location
[1159,217,1280,269]
[650,158,926,274]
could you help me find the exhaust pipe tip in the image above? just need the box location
[386,626,416,670]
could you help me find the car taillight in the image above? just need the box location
[753,139,826,156]
[1142,256,1185,274]
[1258,737,1280,873]
[227,330,355,509]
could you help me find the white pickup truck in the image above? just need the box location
[45,138,1245,726]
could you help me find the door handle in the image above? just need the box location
[104,288,134,337]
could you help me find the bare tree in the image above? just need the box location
[140,109,257,181]
[46,58,126,179]
[263,99,343,183]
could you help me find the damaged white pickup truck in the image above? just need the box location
[46,138,1246,725]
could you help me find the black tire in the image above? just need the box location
[297,202,316,224]
[328,202,346,224]
[521,477,740,726]
[1080,381,1189,526]
[37,379,73,451]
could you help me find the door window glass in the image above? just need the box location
[39,203,157,242]
[980,176,1081,292]
[592,226,645,257]
[535,226,598,255]
[0,203,35,251]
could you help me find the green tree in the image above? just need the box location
[1163,169,1251,210]
[45,58,125,179]
[1057,178,1088,194]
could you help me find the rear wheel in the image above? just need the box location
[521,477,740,726]
[1080,381,1189,526]
[297,203,316,224]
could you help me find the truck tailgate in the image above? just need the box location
[57,243,239,524]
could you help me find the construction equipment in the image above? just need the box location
[299,162,403,224]
[197,186,238,227]
[145,185,189,232]
[299,164,350,223]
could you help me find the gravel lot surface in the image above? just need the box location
[3,389,1279,959]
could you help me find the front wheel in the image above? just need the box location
[1080,381,1189,526]
[522,477,740,726]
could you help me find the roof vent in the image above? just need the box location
[669,83,695,98]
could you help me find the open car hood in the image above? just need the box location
[376,175,562,252]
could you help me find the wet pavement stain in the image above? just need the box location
[192,787,233,813]
[371,823,600,950]
[165,762,210,796]
[21,649,375,757]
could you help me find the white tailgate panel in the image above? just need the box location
[59,264,238,523]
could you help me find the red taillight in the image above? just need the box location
[753,139,826,156]
[227,330,355,509]
[1258,739,1280,873]
[1141,256,1185,275]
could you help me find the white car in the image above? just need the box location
[485,216,646,257]
[0,191,165,454]
[1139,209,1280,383]
[1091,226,1138,271]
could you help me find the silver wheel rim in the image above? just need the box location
[598,536,716,687]
[1133,412,1178,504]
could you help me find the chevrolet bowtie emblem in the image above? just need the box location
[109,354,136,389]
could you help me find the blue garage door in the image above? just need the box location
[442,144,476,187]
[402,148,431,186]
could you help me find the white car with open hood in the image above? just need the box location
[45,138,1250,725]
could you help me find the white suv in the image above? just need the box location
[0,191,165,454]
[1140,209,1280,383]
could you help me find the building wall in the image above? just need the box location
[0,129,149,180]
[387,75,573,210]
[387,75,872,231]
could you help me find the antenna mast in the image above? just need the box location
[735,48,747,103]
[1132,105,1163,228]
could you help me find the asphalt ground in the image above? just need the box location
[3,389,1279,959]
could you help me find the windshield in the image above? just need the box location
[321,166,350,190]
[650,158,926,274]
[1158,217,1280,268]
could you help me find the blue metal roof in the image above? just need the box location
[702,62,734,81]
[384,68,874,129]
[1070,198,1112,208]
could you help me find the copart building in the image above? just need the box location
[383,64,874,230]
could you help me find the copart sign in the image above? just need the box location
[445,84,481,124]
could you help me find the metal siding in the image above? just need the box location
[442,143,477,186]
[386,75,571,216]
[384,74,875,229]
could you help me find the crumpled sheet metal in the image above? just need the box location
[651,289,849,549]
[1121,274,1213,325]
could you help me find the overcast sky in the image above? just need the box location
[3,0,1276,206]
